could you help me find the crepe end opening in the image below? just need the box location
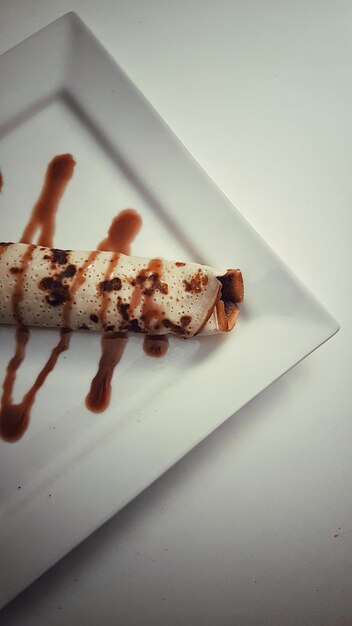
[215,269,243,333]
[215,300,240,332]
[217,269,244,304]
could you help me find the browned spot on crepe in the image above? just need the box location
[39,277,71,307]
[51,248,70,265]
[99,277,122,292]
[183,269,208,293]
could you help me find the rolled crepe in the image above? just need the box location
[0,242,243,337]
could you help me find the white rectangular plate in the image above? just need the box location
[0,13,339,608]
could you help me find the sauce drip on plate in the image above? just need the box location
[21,154,75,248]
[0,328,70,442]
[98,209,141,255]
[143,334,169,358]
[85,332,128,413]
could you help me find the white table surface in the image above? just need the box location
[0,2,351,625]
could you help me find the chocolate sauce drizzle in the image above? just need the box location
[62,251,100,329]
[0,153,164,441]
[126,257,170,354]
[98,253,120,328]
[0,155,75,441]
[12,245,35,323]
